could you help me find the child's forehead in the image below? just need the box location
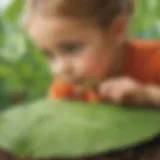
[28,16,102,50]
[29,17,96,41]
[32,16,94,33]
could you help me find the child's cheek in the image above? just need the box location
[83,56,110,79]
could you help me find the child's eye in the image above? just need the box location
[63,44,81,54]
[44,52,55,59]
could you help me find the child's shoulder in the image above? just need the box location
[124,40,160,84]
[127,39,160,53]
[126,40,160,64]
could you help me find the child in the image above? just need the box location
[24,0,160,107]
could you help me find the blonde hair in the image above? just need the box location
[24,0,134,28]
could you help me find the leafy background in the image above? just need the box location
[0,0,52,109]
[0,0,160,159]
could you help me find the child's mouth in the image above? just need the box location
[71,78,98,89]
[58,75,98,89]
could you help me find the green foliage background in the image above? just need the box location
[0,0,160,159]
[0,0,52,108]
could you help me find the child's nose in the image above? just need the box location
[54,59,72,76]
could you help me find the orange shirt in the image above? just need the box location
[124,40,160,84]
[49,40,160,101]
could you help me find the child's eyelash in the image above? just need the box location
[43,52,54,59]
[61,44,82,53]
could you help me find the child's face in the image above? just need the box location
[27,16,126,88]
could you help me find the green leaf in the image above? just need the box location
[2,0,24,24]
[0,100,160,159]
[139,21,160,39]
[0,23,52,109]
[131,0,160,35]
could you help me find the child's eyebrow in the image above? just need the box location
[56,41,83,47]
[57,42,76,47]
[39,44,53,53]
[41,48,52,54]
[41,49,55,59]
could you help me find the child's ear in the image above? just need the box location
[106,16,129,41]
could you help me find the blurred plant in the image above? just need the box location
[139,21,160,39]
[131,0,160,35]
[1,0,24,24]
[0,4,52,108]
